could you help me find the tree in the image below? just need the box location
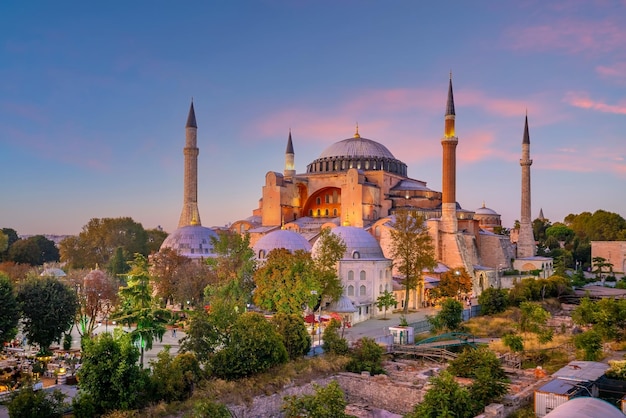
[519,301,553,343]
[388,210,437,313]
[0,273,19,345]
[8,386,67,418]
[321,318,349,355]
[205,230,256,299]
[376,290,397,319]
[311,227,347,304]
[502,333,524,353]
[17,276,79,354]
[406,370,473,418]
[149,248,191,306]
[75,331,148,414]
[271,313,312,360]
[478,287,508,315]
[146,227,168,254]
[432,267,473,300]
[253,249,320,315]
[0,228,19,261]
[574,329,603,361]
[428,298,463,332]
[111,254,170,366]
[346,337,385,375]
[282,380,350,418]
[8,235,59,266]
[149,347,202,403]
[209,312,288,380]
[59,217,149,270]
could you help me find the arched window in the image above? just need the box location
[348,285,354,296]
[258,250,266,259]
[240,224,245,233]
[352,251,360,259]
[360,270,366,280]
[348,270,354,280]
[379,284,383,293]
[316,197,321,205]
[359,285,366,296]
[325,209,329,216]
[333,208,337,216]
[316,209,321,216]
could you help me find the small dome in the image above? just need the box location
[312,226,385,260]
[475,202,499,216]
[319,136,396,160]
[40,267,66,278]
[328,295,356,313]
[253,229,312,259]
[160,225,218,259]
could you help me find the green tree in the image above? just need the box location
[321,318,349,355]
[59,217,149,270]
[0,230,8,254]
[149,347,202,402]
[449,346,508,381]
[8,235,59,266]
[311,227,347,304]
[346,337,385,375]
[0,228,19,261]
[376,290,397,319]
[8,386,67,418]
[388,210,437,314]
[271,313,312,360]
[209,312,288,380]
[76,331,148,414]
[478,287,509,315]
[574,329,603,361]
[502,333,524,353]
[111,254,170,366]
[253,249,320,314]
[428,298,463,332]
[17,276,79,354]
[519,301,553,343]
[406,370,473,418]
[150,248,191,306]
[469,366,509,412]
[0,273,19,345]
[205,230,256,300]
[146,227,168,254]
[282,380,350,418]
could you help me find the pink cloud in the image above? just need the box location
[596,62,626,83]
[505,18,626,55]
[538,145,626,178]
[564,91,626,114]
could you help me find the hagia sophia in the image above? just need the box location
[160,76,553,324]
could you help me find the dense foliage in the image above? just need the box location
[345,337,385,375]
[282,380,350,418]
[17,276,79,354]
[271,313,312,360]
[149,348,203,402]
[0,273,19,344]
[428,298,463,332]
[8,386,67,418]
[478,287,508,315]
[209,312,288,380]
[321,319,349,355]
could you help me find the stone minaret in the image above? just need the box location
[284,129,295,179]
[178,101,202,227]
[517,114,536,258]
[440,75,458,234]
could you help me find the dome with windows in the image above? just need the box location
[253,229,312,260]
[475,202,499,216]
[160,225,218,259]
[312,226,386,260]
[307,132,407,176]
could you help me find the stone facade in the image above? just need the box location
[591,241,626,275]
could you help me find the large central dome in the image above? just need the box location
[319,136,396,160]
[307,132,407,176]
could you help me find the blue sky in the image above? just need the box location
[1,0,625,236]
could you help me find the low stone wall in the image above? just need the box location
[226,372,426,417]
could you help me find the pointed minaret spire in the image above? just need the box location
[517,112,535,258]
[354,122,360,138]
[441,74,459,235]
[178,100,202,227]
[284,129,296,179]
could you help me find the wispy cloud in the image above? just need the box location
[564,91,626,114]
[596,62,626,84]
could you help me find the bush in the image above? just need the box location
[478,287,509,315]
[574,329,603,361]
[345,337,385,375]
[406,370,472,418]
[271,313,312,360]
[8,386,67,418]
[149,348,202,402]
[502,333,524,353]
[428,298,463,332]
[321,319,349,355]
[282,380,350,418]
[189,399,231,418]
[448,346,507,381]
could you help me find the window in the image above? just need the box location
[333,208,337,216]
[352,251,360,259]
[325,194,330,203]
[379,284,383,293]
[258,250,266,259]
[348,270,354,280]
[359,285,366,296]
[348,285,354,296]
[360,270,366,280]
[316,197,321,205]
[309,209,313,216]
[325,209,329,216]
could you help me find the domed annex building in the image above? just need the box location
[229,76,552,323]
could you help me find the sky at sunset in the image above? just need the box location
[1,1,625,236]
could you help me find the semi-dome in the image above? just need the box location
[312,226,385,260]
[253,229,312,260]
[307,132,407,176]
[160,225,218,259]
[475,202,499,216]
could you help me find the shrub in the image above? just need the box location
[282,380,350,418]
[8,386,67,418]
[574,329,603,361]
[478,287,509,315]
[321,319,349,355]
[346,337,385,375]
[271,313,312,360]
